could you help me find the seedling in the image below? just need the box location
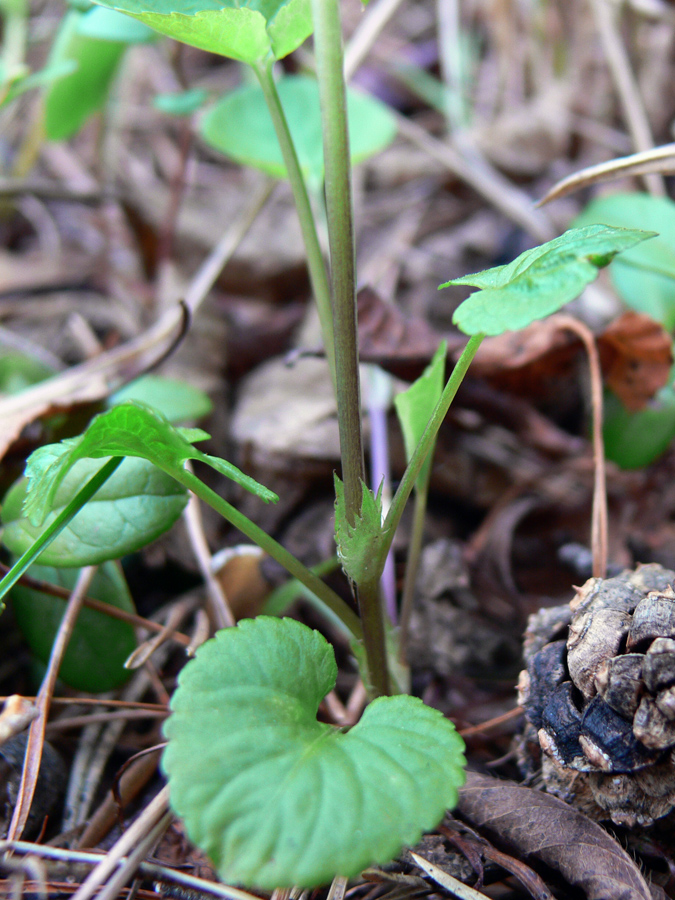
[0,0,660,888]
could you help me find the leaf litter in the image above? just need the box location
[2,0,675,898]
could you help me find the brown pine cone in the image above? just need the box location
[518,563,675,827]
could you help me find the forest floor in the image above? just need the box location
[2,0,675,897]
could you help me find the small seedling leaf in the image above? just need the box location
[21,401,277,528]
[108,374,213,422]
[2,456,187,566]
[573,194,675,330]
[153,88,208,117]
[334,476,387,584]
[90,0,312,63]
[162,616,466,888]
[11,561,136,691]
[441,225,656,336]
[394,341,446,484]
[43,10,126,140]
[200,75,397,186]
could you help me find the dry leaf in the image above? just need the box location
[598,312,673,411]
[457,771,652,900]
[357,287,463,380]
[538,144,675,205]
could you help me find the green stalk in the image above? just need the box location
[176,467,363,642]
[311,0,389,698]
[0,457,123,604]
[252,59,336,390]
[382,334,485,558]
[397,471,430,664]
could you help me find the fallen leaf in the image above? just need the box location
[538,143,675,206]
[357,286,463,380]
[597,311,673,411]
[456,771,652,900]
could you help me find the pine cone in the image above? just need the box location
[518,563,675,827]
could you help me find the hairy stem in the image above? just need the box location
[311,0,390,697]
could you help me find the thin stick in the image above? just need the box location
[554,314,608,578]
[343,0,406,80]
[0,563,191,647]
[7,567,97,840]
[71,786,170,900]
[182,486,235,629]
[589,0,666,196]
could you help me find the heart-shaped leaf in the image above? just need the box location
[440,225,655,336]
[200,74,397,188]
[162,617,466,889]
[2,456,187,566]
[573,193,675,330]
[90,0,312,63]
[21,400,277,528]
[11,561,136,691]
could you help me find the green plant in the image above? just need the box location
[573,193,675,469]
[0,0,659,889]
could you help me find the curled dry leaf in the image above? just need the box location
[456,771,652,900]
[538,143,675,206]
[597,311,673,411]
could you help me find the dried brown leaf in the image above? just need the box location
[597,312,673,411]
[538,144,675,206]
[457,772,652,900]
[357,287,463,380]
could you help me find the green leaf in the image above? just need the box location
[11,561,136,691]
[200,74,397,187]
[90,0,312,63]
[43,9,126,141]
[394,341,446,484]
[108,375,213,422]
[162,617,466,888]
[21,401,277,529]
[154,87,208,117]
[603,384,675,470]
[573,194,675,330]
[441,225,656,337]
[2,456,188,566]
[334,476,388,584]
[77,6,158,41]
[0,351,55,394]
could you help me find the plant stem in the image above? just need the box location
[252,59,336,390]
[311,0,390,698]
[382,334,485,558]
[176,467,363,642]
[398,473,430,664]
[0,457,123,605]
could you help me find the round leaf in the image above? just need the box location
[90,0,312,63]
[163,617,466,889]
[11,561,136,692]
[573,193,675,330]
[200,75,397,186]
[108,374,213,422]
[1,456,188,566]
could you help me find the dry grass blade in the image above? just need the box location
[539,143,675,205]
[71,785,170,900]
[409,852,488,899]
[7,566,96,840]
